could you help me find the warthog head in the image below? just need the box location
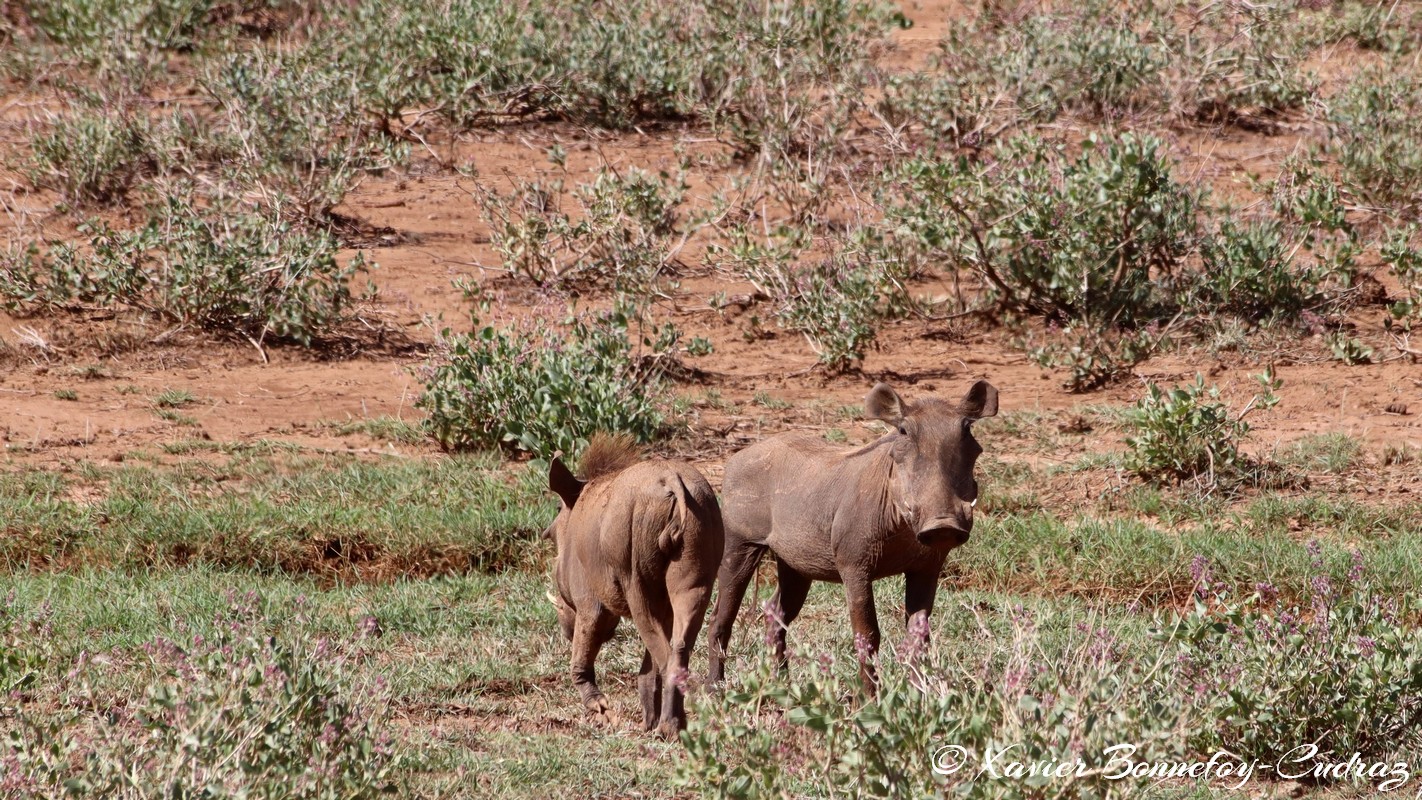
[865,380,998,548]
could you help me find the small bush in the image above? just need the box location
[875,70,1001,150]
[700,0,894,157]
[0,196,368,346]
[1381,225,1422,329]
[326,0,706,129]
[25,0,293,54]
[27,109,157,206]
[904,0,1310,129]
[1172,0,1314,121]
[202,46,409,225]
[476,159,688,293]
[890,132,1201,326]
[678,606,1184,799]
[6,603,400,799]
[1027,327,1162,393]
[1328,1,1422,53]
[1124,371,1279,488]
[1328,69,1422,213]
[417,300,677,459]
[1175,551,1422,769]
[1191,218,1326,322]
[712,227,913,372]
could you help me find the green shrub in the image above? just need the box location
[699,0,894,157]
[1192,218,1324,322]
[0,196,368,346]
[1327,331,1375,365]
[875,70,1000,150]
[417,301,678,459]
[995,0,1169,120]
[6,606,400,798]
[901,0,1309,129]
[1328,0,1422,53]
[27,109,157,206]
[890,0,1171,128]
[678,607,1184,799]
[1173,0,1314,120]
[202,46,408,225]
[1123,372,1279,488]
[1027,327,1161,393]
[476,159,687,293]
[712,227,912,372]
[24,0,293,54]
[1328,69,1422,213]
[326,0,707,129]
[1175,552,1422,769]
[889,132,1201,326]
[25,40,404,223]
[1381,225,1422,329]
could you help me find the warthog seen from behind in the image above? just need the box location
[547,434,725,737]
[707,380,998,688]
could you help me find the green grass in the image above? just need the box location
[1,445,1418,797]
[153,408,200,426]
[153,388,196,408]
[320,416,427,445]
[751,391,792,411]
[0,453,553,576]
[1278,432,1364,474]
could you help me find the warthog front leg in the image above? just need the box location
[570,606,619,720]
[842,571,882,693]
[904,567,942,639]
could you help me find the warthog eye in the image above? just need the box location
[897,425,907,436]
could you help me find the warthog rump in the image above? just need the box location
[546,434,725,737]
[707,380,998,688]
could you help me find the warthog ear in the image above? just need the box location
[865,382,907,424]
[957,380,999,420]
[548,457,585,508]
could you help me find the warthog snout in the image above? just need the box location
[914,517,970,548]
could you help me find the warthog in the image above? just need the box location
[546,435,725,737]
[707,380,998,687]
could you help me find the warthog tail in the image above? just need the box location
[655,473,692,556]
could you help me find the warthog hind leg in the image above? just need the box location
[570,606,619,721]
[705,537,768,684]
[637,649,661,730]
[769,560,812,671]
[656,584,712,738]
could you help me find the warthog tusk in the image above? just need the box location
[545,591,559,606]
[970,498,978,508]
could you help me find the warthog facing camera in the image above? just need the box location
[707,380,998,688]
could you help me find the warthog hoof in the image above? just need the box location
[583,694,617,724]
[655,719,683,740]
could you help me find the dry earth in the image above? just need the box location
[1,0,1419,492]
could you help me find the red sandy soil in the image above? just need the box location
[1,0,1419,483]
